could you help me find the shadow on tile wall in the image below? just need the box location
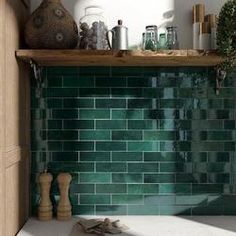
[31,66,236,216]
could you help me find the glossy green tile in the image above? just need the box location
[47,130,78,140]
[96,77,126,87]
[47,67,78,76]
[160,163,185,173]
[47,98,63,108]
[144,174,175,183]
[71,184,95,193]
[96,142,126,151]
[96,184,127,193]
[79,131,110,141]
[72,205,95,215]
[207,163,230,173]
[208,110,233,119]
[80,173,111,183]
[111,88,143,98]
[207,131,233,141]
[64,120,94,129]
[112,131,142,141]
[51,152,78,162]
[144,131,176,141]
[112,174,143,183]
[128,142,159,151]
[31,66,236,216]
[128,184,159,194]
[112,195,143,204]
[128,99,154,109]
[96,99,126,108]
[46,76,63,87]
[128,120,158,130]
[96,205,127,215]
[49,163,94,172]
[208,152,230,162]
[63,141,94,151]
[159,206,191,215]
[192,184,224,194]
[111,67,143,76]
[52,109,79,119]
[208,174,230,183]
[64,99,94,108]
[127,77,153,87]
[112,152,143,162]
[79,88,110,97]
[79,67,110,76]
[224,120,235,129]
[128,205,159,215]
[96,120,126,129]
[79,109,110,119]
[128,163,159,173]
[144,152,173,162]
[44,88,78,97]
[112,109,143,120]
[80,152,110,162]
[144,195,175,205]
[159,184,191,194]
[80,195,110,204]
[96,163,126,172]
[63,76,94,87]
[176,173,207,183]
[176,195,208,205]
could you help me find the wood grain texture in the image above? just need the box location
[0,1,30,235]
[15,49,223,67]
[0,0,6,235]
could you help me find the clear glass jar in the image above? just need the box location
[166,26,179,50]
[144,25,158,51]
[79,6,109,50]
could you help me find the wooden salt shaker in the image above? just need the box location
[38,172,53,221]
[57,173,72,221]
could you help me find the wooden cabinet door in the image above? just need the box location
[0,0,30,235]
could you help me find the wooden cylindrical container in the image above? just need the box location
[38,172,53,221]
[192,4,205,49]
[57,173,72,221]
[205,14,217,50]
[199,22,211,50]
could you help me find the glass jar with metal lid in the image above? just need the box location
[144,25,158,51]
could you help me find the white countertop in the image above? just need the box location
[18,216,236,236]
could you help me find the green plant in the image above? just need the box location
[216,0,236,93]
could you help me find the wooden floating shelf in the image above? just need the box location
[15,49,223,67]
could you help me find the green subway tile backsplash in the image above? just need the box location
[31,67,236,216]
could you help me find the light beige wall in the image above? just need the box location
[0,0,30,235]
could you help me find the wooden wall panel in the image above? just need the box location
[0,0,6,235]
[0,0,30,235]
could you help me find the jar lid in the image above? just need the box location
[146,25,158,30]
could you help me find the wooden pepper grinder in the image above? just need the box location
[57,173,72,221]
[38,172,53,221]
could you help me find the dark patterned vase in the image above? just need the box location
[25,0,79,49]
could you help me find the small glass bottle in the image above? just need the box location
[166,26,179,50]
[158,33,167,49]
[145,25,158,51]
